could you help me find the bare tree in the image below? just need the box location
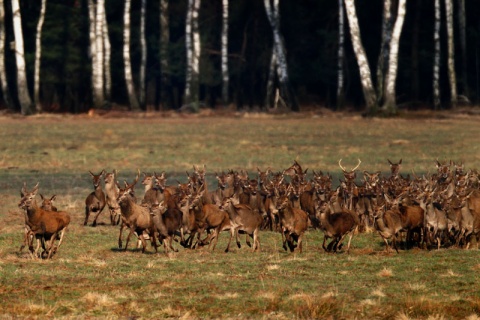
[123,0,140,110]
[382,0,407,114]
[221,0,229,107]
[0,0,12,109]
[433,0,441,109]
[343,0,377,114]
[184,0,201,110]
[11,0,33,115]
[445,0,457,108]
[34,0,47,113]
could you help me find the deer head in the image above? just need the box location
[338,159,361,182]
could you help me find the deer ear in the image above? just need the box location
[40,194,45,200]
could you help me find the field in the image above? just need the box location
[1,110,480,319]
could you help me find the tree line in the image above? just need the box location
[1,0,479,115]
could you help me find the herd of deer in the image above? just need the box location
[17,158,480,259]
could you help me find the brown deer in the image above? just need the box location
[40,194,57,211]
[18,183,71,259]
[219,196,263,252]
[84,170,106,226]
[116,170,156,253]
[150,200,183,254]
[315,198,359,254]
[372,200,404,253]
[104,170,121,225]
[274,188,309,253]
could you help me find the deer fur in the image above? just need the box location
[274,190,309,253]
[315,199,359,254]
[150,200,182,254]
[18,183,71,259]
[372,203,404,253]
[104,170,121,225]
[116,170,156,253]
[84,170,106,226]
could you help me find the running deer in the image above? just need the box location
[18,183,71,259]
[315,198,359,254]
[274,187,309,253]
[84,170,106,226]
[116,170,156,253]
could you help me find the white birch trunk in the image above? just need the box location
[103,5,111,103]
[34,0,47,113]
[344,0,377,113]
[265,50,276,108]
[159,0,170,109]
[123,0,140,110]
[221,0,229,107]
[383,0,406,113]
[94,0,105,108]
[88,0,98,108]
[336,0,345,109]
[11,0,33,115]
[376,0,392,104]
[264,0,297,111]
[445,0,457,107]
[0,0,12,109]
[433,0,441,109]
[139,0,147,107]
[184,0,193,103]
[191,0,201,108]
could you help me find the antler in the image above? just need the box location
[338,159,347,172]
[352,158,362,172]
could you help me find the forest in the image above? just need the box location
[1,0,479,115]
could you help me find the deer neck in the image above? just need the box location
[118,198,135,218]
[94,185,104,198]
[25,200,42,226]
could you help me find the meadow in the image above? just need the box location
[0,110,480,319]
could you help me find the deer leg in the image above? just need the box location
[84,207,90,226]
[322,236,328,252]
[91,207,104,227]
[118,223,125,249]
[296,233,303,253]
[252,228,260,252]
[235,230,242,249]
[245,233,252,248]
[124,228,135,251]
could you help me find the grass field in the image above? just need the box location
[1,111,480,319]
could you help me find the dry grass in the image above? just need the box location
[1,112,480,318]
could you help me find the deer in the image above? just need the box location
[371,199,405,253]
[40,194,57,211]
[274,187,309,253]
[416,188,448,249]
[18,183,71,259]
[84,170,106,226]
[219,196,263,252]
[149,199,183,254]
[104,170,121,225]
[338,158,362,212]
[315,197,359,254]
[116,170,157,253]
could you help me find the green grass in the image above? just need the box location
[1,112,480,319]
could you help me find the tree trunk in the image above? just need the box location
[0,0,12,110]
[139,0,147,108]
[264,0,298,111]
[265,51,276,109]
[433,0,441,109]
[382,0,407,115]
[123,0,140,111]
[94,0,105,109]
[376,0,392,106]
[344,0,377,114]
[34,0,47,113]
[88,0,98,109]
[445,0,457,108]
[184,0,193,106]
[159,0,172,110]
[457,0,469,100]
[336,0,345,110]
[191,0,201,109]
[11,0,33,115]
[221,0,229,107]
[410,0,421,101]
[103,4,111,104]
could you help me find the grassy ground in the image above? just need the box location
[1,111,480,319]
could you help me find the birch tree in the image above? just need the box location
[433,0,441,109]
[184,0,201,109]
[11,0,33,115]
[123,0,140,110]
[343,0,377,114]
[139,0,147,108]
[34,0,47,113]
[0,0,12,109]
[103,5,111,103]
[445,0,457,107]
[221,0,229,107]
[376,0,392,105]
[336,0,345,109]
[382,0,407,114]
[263,0,298,111]
[159,0,172,109]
